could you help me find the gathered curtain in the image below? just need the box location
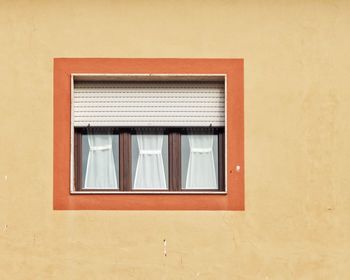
[133,135,167,189]
[185,135,217,189]
[84,133,118,189]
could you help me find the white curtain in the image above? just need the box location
[185,135,217,189]
[133,135,167,189]
[84,134,118,189]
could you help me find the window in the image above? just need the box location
[74,127,225,192]
[54,58,244,210]
[72,79,225,193]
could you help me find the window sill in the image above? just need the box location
[70,190,228,195]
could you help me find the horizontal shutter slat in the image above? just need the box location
[74,81,223,89]
[74,107,224,113]
[74,112,224,118]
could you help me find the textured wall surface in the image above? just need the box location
[0,0,349,279]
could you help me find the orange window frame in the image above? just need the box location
[53,58,244,210]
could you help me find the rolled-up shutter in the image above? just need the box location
[73,81,224,127]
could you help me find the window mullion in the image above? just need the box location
[119,130,132,191]
[169,131,181,191]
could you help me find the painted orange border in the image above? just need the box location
[53,58,244,210]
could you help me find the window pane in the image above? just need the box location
[181,134,218,189]
[132,132,168,190]
[82,129,119,189]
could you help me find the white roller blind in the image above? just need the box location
[73,81,224,127]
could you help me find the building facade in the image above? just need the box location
[0,1,349,279]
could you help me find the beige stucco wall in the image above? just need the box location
[0,0,349,279]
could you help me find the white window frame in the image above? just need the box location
[70,73,227,194]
